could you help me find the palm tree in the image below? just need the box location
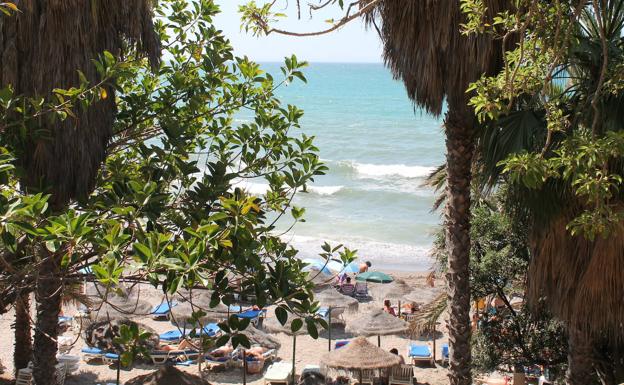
[14,292,32,373]
[364,2,508,383]
[0,2,160,385]
[476,0,624,382]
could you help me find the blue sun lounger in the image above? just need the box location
[441,344,449,365]
[408,344,433,365]
[151,301,177,319]
[81,347,105,361]
[234,309,266,327]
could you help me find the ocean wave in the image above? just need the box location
[233,181,344,196]
[283,234,435,272]
[353,162,435,179]
[331,160,435,179]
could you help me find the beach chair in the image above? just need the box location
[316,307,330,323]
[330,307,345,323]
[358,369,375,385]
[264,361,293,385]
[150,349,200,365]
[441,344,449,366]
[340,284,356,297]
[81,347,105,362]
[354,282,369,300]
[102,353,120,365]
[151,301,177,320]
[235,309,267,327]
[389,365,414,385]
[15,368,32,385]
[159,329,187,344]
[408,343,433,366]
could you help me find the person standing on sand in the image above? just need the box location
[390,348,406,364]
[359,261,371,273]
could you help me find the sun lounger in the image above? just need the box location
[264,361,293,385]
[235,309,267,327]
[150,349,200,365]
[159,329,187,343]
[151,301,177,320]
[441,344,449,365]
[389,364,414,385]
[408,344,433,365]
[81,347,105,362]
[335,340,349,349]
[102,353,120,365]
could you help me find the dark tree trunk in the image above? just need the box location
[566,328,597,385]
[32,249,62,385]
[444,103,475,385]
[14,292,33,372]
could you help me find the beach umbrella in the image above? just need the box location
[402,287,443,305]
[356,271,393,283]
[264,317,308,384]
[124,366,205,385]
[240,325,282,350]
[341,261,360,274]
[371,279,413,316]
[320,337,401,385]
[302,258,332,275]
[346,309,408,346]
[315,289,359,351]
[326,259,346,273]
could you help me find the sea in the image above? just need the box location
[242,63,445,272]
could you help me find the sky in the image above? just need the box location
[213,0,383,63]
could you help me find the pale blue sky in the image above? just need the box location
[213,0,383,63]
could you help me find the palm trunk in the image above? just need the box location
[14,292,33,372]
[444,105,474,385]
[566,328,596,385]
[32,249,62,385]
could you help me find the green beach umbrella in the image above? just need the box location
[356,271,393,283]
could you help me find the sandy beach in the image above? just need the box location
[0,271,449,385]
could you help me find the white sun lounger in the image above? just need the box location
[264,361,293,385]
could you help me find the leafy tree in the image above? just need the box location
[462,0,624,382]
[238,2,511,383]
[0,1,347,381]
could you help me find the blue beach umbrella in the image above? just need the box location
[326,259,346,273]
[302,258,332,275]
[340,261,360,274]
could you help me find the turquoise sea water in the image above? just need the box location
[248,63,445,271]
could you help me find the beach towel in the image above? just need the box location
[408,344,431,357]
[335,340,349,349]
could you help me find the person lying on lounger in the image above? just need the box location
[159,338,196,351]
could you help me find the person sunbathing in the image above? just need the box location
[246,346,268,359]
[160,338,195,351]
[383,299,396,316]
[209,345,234,358]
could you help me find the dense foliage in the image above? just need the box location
[0,0,347,366]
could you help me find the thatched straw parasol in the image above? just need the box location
[264,317,308,384]
[371,279,413,316]
[403,287,443,305]
[124,366,207,385]
[315,289,358,312]
[240,325,281,350]
[321,337,401,384]
[169,298,229,328]
[346,310,408,346]
[314,288,359,351]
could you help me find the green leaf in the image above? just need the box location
[275,306,288,326]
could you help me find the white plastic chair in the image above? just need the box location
[389,365,413,385]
